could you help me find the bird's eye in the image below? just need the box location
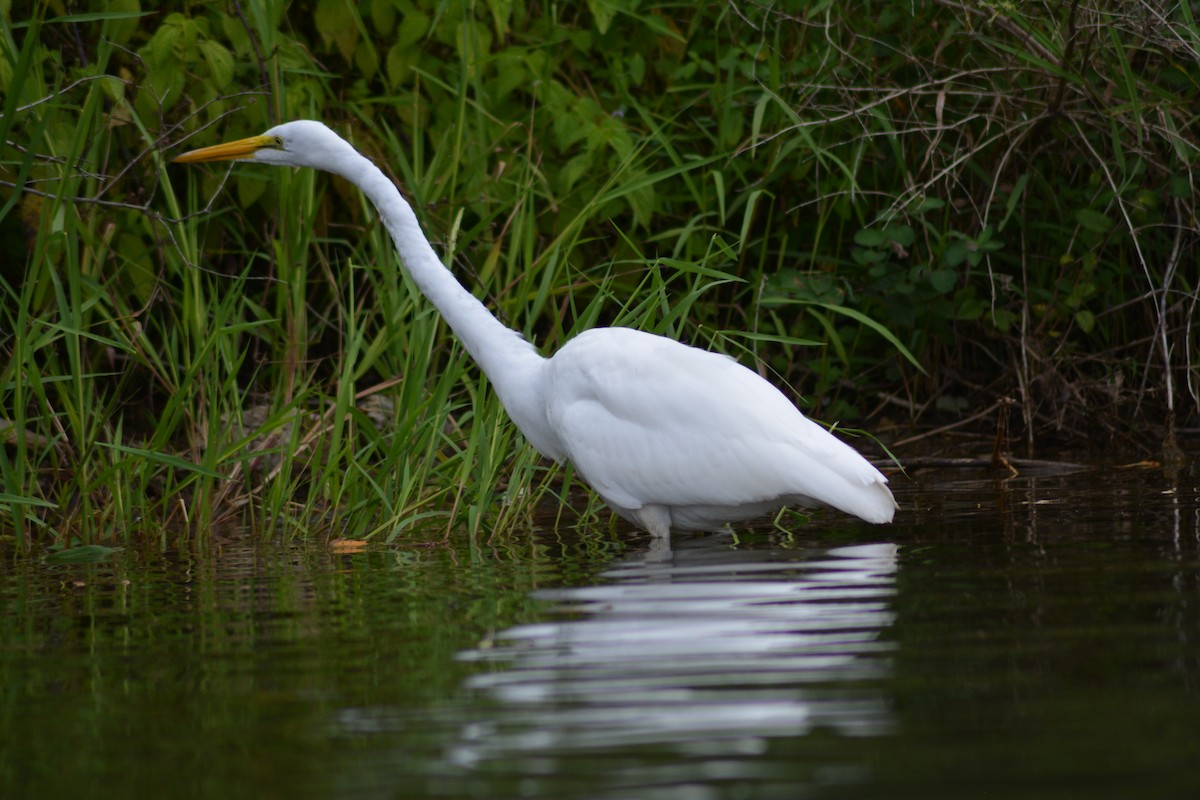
[271,136,285,149]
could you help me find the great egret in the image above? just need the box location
[174,120,897,535]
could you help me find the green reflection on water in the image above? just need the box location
[0,535,621,799]
[2,466,1200,800]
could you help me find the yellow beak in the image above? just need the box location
[173,134,277,164]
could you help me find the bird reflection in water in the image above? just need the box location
[454,535,899,789]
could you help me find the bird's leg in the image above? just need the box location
[633,504,673,538]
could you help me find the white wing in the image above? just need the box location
[544,328,894,523]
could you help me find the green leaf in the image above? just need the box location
[1170,174,1191,199]
[486,0,514,36]
[883,224,915,247]
[386,42,420,85]
[655,257,742,282]
[738,189,766,245]
[99,443,228,479]
[1074,309,1096,333]
[47,9,151,24]
[143,18,182,65]
[854,228,887,247]
[315,0,358,61]
[561,152,593,192]
[815,303,924,371]
[43,320,131,353]
[102,0,145,47]
[370,0,396,36]
[625,181,656,229]
[725,331,824,348]
[943,239,969,267]
[991,308,1019,332]
[627,52,645,85]
[355,40,379,80]
[396,9,431,46]
[957,298,986,321]
[913,196,946,214]
[586,0,619,34]
[999,173,1029,231]
[852,248,886,265]
[1075,208,1113,234]
[929,268,957,294]
[455,18,491,78]
[100,75,125,103]
[198,39,235,89]
[0,492,58,510]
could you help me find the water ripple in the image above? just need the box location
[453,539,899,775]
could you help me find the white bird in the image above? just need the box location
[174,120,897,536]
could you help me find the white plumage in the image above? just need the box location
[175,120,897,537]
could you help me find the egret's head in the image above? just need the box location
[173,120,355,172]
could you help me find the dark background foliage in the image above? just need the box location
[2,0,1198,541]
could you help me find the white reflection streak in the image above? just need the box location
[452,541,899,766]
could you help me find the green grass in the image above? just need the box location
[2,2,1198,549]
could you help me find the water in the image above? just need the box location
[2,464,1199,799]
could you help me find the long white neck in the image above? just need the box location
[329,151,564,461]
